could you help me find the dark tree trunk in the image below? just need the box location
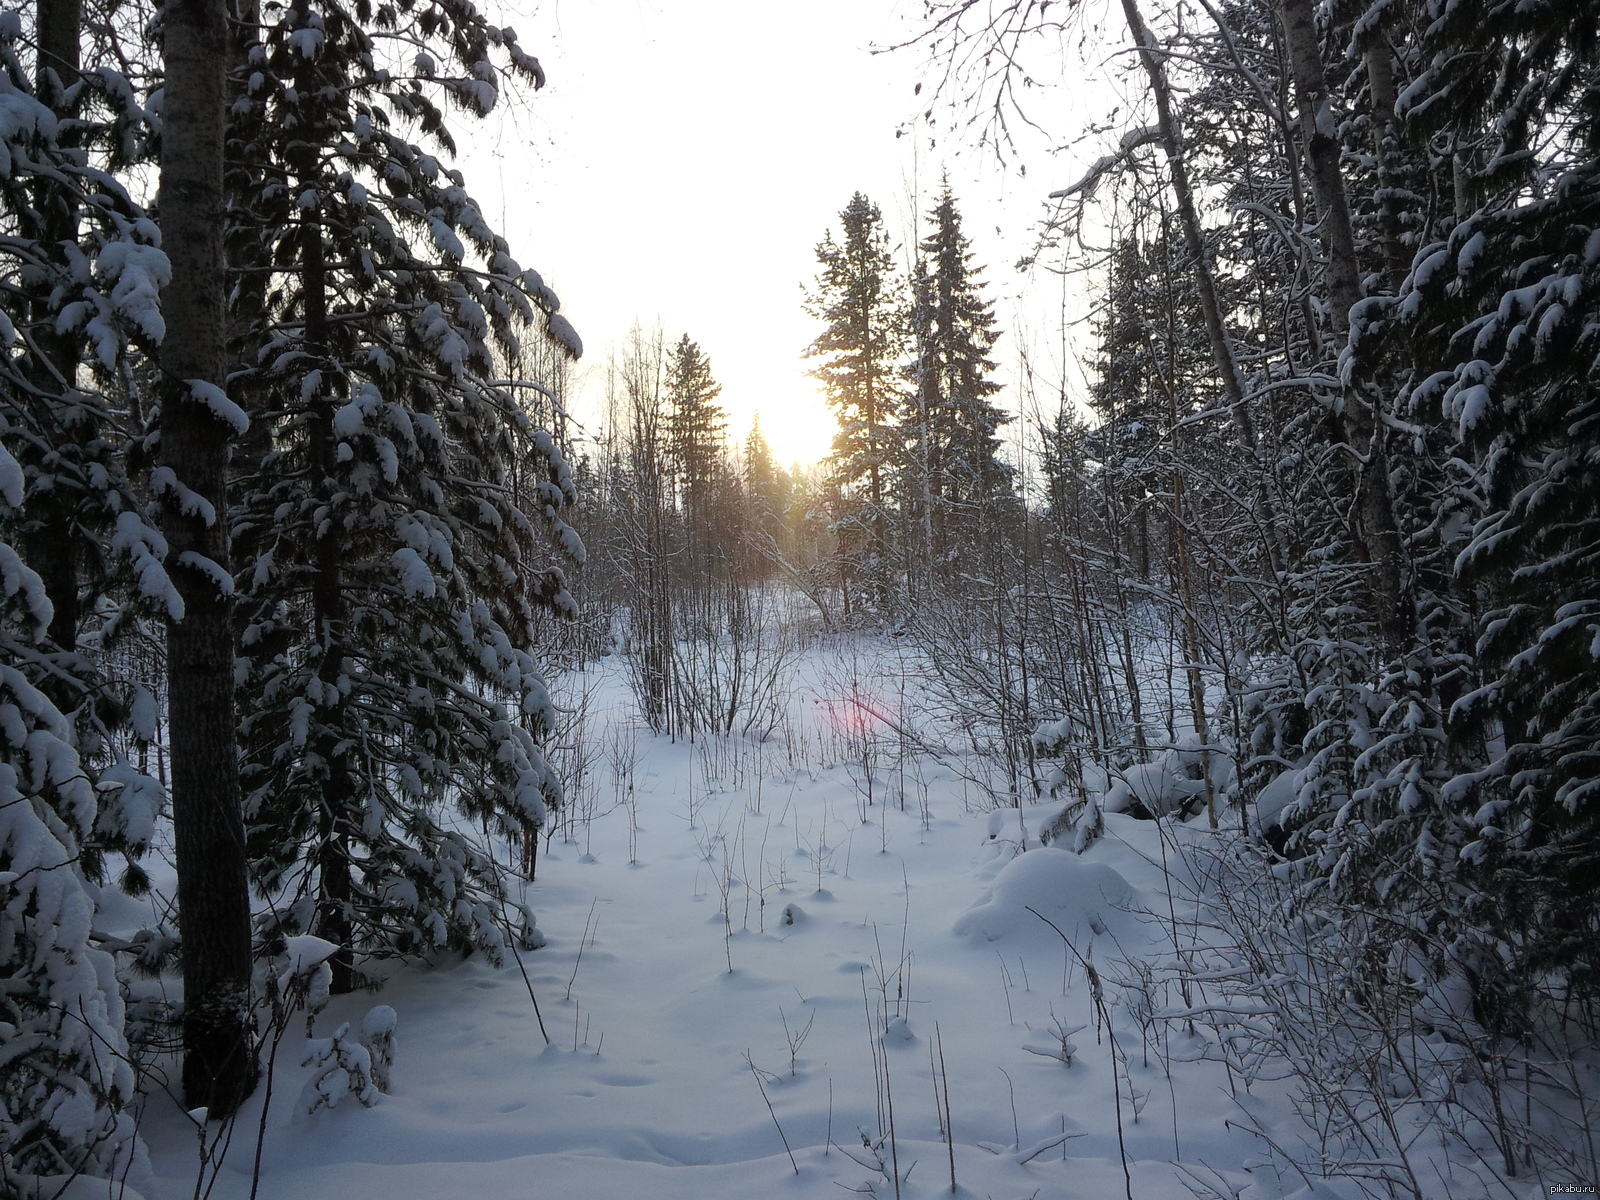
[158,0,258,1117]
[35,0,78,82]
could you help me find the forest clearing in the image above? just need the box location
[3,0,1599,1197]
[117,628,1534,1200]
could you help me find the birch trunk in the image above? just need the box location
[1360,23,1409,290]
[1117,0,1255,455]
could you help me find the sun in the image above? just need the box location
[727,375,837,472]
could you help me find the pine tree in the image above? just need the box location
[806,192,902,617]
[224,0,580,991]
[905,183,1012,575]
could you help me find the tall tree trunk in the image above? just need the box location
[158,0,258,1116]
[1277,0,1414,654]
[1118,0,1288,588]
[35,0,78,81]
[1279,0,1363,323]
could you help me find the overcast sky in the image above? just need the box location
[458,0,1108,468]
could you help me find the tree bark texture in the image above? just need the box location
[1359,21,1410,290]
[158,0,258,1116]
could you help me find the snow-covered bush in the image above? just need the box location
[269,937,398,1113]
[301,1007,397,1114]
[1184,833,1600,1193]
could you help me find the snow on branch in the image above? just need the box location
[1050,126,1163,200]
[183,379,250,436]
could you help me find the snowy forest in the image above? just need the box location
[2,0,1599,1198]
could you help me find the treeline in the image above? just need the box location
[548,184,1023,748]
[555,327,812,741]
[0,0,579,1180]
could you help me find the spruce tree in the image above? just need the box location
[0,477,145,1183]
[905,183,1011,576]
[743,414,789,572]
[1395,0,1600,1003]
[223,0,580,991]
[806,192,902,617]
[665,333,729,583]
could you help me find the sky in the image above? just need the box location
[457,0,1111,469]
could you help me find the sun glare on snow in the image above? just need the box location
[818,694,891,736]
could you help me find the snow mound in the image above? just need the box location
[953,847,1136,944]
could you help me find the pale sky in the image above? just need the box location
[458,0,1107,468]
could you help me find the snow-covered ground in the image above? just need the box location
[110,640,1536,1200]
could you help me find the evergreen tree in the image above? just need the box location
[0,481,145,1184]
[665,333,729,581]
[905,184,1012,575]
[1085,230,1180,582]
[743,414,789,571]
[224,0,580,991]
[806,192,902,616]
[1392,0,1600,1002]
[0,15,160,1175]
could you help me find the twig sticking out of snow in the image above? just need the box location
[1016,1127,1087,1166]
[565,897,599,1002]
[496,894,550,1044]
[935,1022,956,1193]
[744,1051,798,1175]
[997,1066,1020,1150]
[780,1004,815,1076]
